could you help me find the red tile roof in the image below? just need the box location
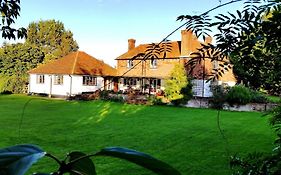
[28,51,116,76]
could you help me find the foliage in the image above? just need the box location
[0,144,45,175]
[164,63,192,105]
[210,85,269,108]
[0,19,78,93]
[99,90,124,103]
[0,75,28,94]
[148,95,166,106]
[226,85,254,105]
[0,144,181,175]
[26,19,79,61]
[0,0,26,40]
[0,43,44,93]
[267,96,281,103]
[250,90,268,103]
[210,85,229,109]
[178,0,281,95]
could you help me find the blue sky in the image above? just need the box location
[7,0,243,66]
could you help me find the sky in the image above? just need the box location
[4,0,244,67]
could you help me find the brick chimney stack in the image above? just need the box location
[128,39,136,51]
[181,30,195,57]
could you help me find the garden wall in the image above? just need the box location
[185,99,277,112]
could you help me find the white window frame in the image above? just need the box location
[54,75,63,85]
[83,76,97,86]
[36,75,45,84]
[213,60,219,69]
[127,60,133,68]
[150,59,157,69]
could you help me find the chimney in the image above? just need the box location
[128,39,136,51]
[181,30,195,57]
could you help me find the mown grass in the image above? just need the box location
[0,94,276,175]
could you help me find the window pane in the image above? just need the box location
[83,76,97,86]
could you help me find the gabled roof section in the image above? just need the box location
[28,51,116,76]
[116,41,181,60]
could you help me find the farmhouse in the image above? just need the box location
[28,51,116,97]
[116,30,236,97]
[28,30,236,97]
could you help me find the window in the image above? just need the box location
[36,75,45,84]
[212,60,219,69]
[150,79,161,88]
[150,59,157,68]
[127,60,133,68]
[54,75,63,85]
[124,78,137,86]
[83,76,97,86]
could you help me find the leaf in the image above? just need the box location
[95,147,181,175]
[68,151,96,175]
[0,144,46,175]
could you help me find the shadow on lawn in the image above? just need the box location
[72,100,146,125]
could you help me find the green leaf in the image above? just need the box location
[95,147,181,175]
[68,151,96,175]
[0,144,45,175]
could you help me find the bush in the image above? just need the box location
[210,85,228,109]
[226,85,252,105]
[0,75,28,94]
[250,90,268,103]
[148,96,166,106]
[164,63,193,106]
[99,90,110,100]
[0,90,13,95]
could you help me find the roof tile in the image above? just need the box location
[28,51,116,76]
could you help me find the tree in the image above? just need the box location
[174,0,281,174]
[26,19,79,61]
[164,63,192,105]
[0,0,26,40]
[177,0,281,95]
[0,43,44,93]
[230,8,281,95]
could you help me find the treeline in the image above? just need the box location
[0,20,79,93]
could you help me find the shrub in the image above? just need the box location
[250,90,268,103]
[0,90,13,95]
[226,85,252,105]
[0,75,28,94]
[148,96,166,106]
[210,85,228,109]
[164,63,193,106]
[99,90,110,100]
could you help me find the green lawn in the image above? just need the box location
[0,94,275,175]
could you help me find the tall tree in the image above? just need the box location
[0,43,44,93]
[230,8,281,95]
[26,19,79,61]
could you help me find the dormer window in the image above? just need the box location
[127,60,133,68]
[150,59,157,69]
